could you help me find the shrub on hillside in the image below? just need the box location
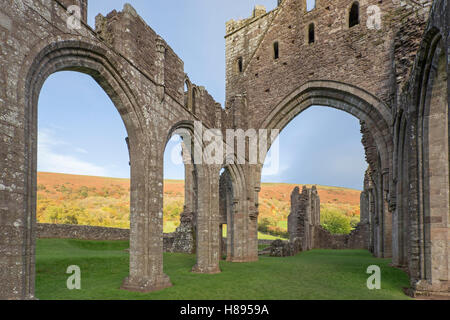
[258,217,289,239]
[320,207,353,235]
[42,205,81,225]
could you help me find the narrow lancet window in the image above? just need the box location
[349,2,360,28]
[274,42,279,59]
[237,57,243,73]
[308,23,315,44]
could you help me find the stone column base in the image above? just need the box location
[121,274,172,293]
[0,294,37,301]
[405,280,450,298]
[191,264,221,274]
[226,256,258,263]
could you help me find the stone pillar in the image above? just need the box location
[226,165,259,263]
[288,187,301,243]
[219,224,225,260]
[360,191,369,224]
[247,184,261,262]
[302,187,311,251]
[121,151,172,292]
[0,190,35,300]
[192,165,221,274]
[227,198,246,262]
[382,170,393,258]
[183,141,197,222]
[226,198,238,261]
[184,164,193,213]
[392,206,402,266]
[413,50,449,294]
[244,165,259,262]
[369,187,376,254]
[371,170,384,258]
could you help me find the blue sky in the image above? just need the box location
[37,0,366,190]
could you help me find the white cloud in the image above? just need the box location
[74,147,88,154]
[38,129,109,177]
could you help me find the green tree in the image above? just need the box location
[321,208,352,235]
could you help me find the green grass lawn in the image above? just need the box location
[35,239,411,300]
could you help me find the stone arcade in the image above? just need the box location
[0,0,448,298]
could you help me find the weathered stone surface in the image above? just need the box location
[313,223,370,250]
[37,223,191,253]
[288,186,320,252]
[166,210,196,254]
[284,185,369,252]
[0,0,448,299]
[269,240,293,257]
[37,223,130,241]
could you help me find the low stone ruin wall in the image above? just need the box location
[263,223,370,257]
[264,185,370,257]
[313,223,369,250]
[37,223,177,251]
[258,239,277,246]
[37,223,130,241]
[37,223,275,254]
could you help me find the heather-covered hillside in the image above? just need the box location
[37,172,360,237]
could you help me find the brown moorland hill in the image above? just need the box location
[36,172,360,235]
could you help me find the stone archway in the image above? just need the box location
[9,38,150,299]
[252,80,394,260]
[219,163,258,263]
[164,121,222,275]
[408,28,449,294]
[392,111,410,268]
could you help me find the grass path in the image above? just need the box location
[36,239,410,300]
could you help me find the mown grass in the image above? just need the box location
[35,239,411,300]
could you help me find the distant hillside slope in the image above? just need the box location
[37,172,361,236]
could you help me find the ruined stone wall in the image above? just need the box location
[394,0,449,295]
[287,186,368,253]
[224,0,433,270]
[0,0,448,299]
[313,223,370,250]
[288,186,320,251]
[95,5,184,103]
[0,1,224,299]
[95,5,220,129]
[224,0,432,128]
[36,223,192,253]
[37,223,130,241]
[37,223,273,255]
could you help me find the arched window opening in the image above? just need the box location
[37,71,130,228]
[164,134,186,232]
[163,132,198,256]
[219,167,234,261]
[260,106,367,242]
[349,2,360,28]
[236,57,243,73]
[192,87,198,114]
[184,80,189,109]
[308,23,315,44]
[306,0,316,12]
[273,42,279,60]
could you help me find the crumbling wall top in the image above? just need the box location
[225,5,276,37]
